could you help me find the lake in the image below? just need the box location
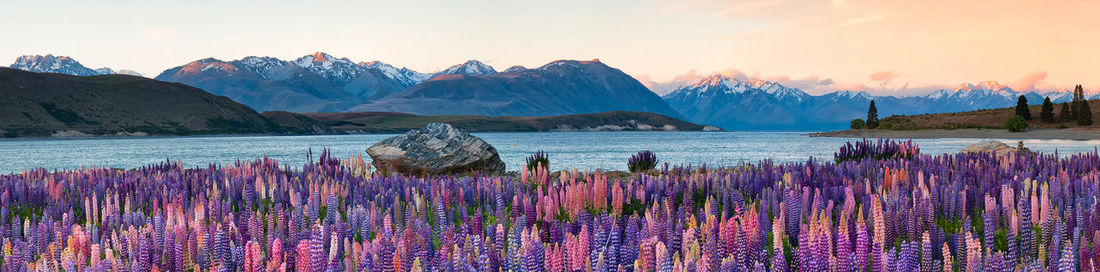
[1,131,1098,174]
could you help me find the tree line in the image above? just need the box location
[1014,84,1092,126]
[850,85,1092,130]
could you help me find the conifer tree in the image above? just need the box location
[1071,85,1083,118]
[866,100,879,129]
[1059,102,1073,122]
[1076,85,1093,126]
[1040,97,1055,123]
[1014,95,1031,120]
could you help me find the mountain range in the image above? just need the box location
[11,53,1098,130]
[151,53,681,118]
[10,55,142,77]
[348,59,684,118]
[661,75,1099,130]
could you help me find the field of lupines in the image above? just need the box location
[2,141,1100,272]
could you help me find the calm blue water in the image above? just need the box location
[0,132,1098,174]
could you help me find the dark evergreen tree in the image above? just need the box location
[1059,102,1073,122]
[1076,85,1093,126]
[1071,84,1083,118]
[1014,95,1031,120]
[866,100,879,129]
[1040,97,1055,123]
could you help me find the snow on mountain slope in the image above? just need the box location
[437,60,497,76]
[360,60,430,87]
[10,55,107,76]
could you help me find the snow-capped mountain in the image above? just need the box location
[11,55,107,76]
[436,60,496,76]
[157,52,445,112]
[349,59,684,119]
[94,67,115,75]
[115,69,144,77]
[234,56,291,79]
[662,76,1091,130]
[681,74,810,102]
[360,60,430,87]
[156,52,410,112]
[502,65,527,73]
[10,55,144,77]
[291,52,370,84]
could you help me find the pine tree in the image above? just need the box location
[1071,85,1083,119]
[1076,85,1093,126]
[1040,97,1055,123]
[1059,102,1073,122]
[866,100,879,129]
[1014,95,1031,120]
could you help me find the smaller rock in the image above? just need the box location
[367,123,505,176]
[961,140,1018,156]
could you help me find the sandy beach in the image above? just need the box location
[808,128,1100,140]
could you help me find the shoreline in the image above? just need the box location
[808,128,1100,140]
[0,130,720,141]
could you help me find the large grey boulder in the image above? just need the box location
[366,123,505,176]
[961,140,1018,156]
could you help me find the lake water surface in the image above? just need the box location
[1,132,1098,174]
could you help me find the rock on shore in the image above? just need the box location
[961,140,1018,156]
[366,123,505,176]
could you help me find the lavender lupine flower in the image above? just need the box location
[5,143,1100,272]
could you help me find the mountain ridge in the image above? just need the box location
[350,59,687,119]
[9,54,143,77]
[663,74,1099,130]
[0,67,284,137]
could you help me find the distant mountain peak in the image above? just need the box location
[94,67,115,75]
[690,74,733,88]
[360,60,430,87]
[938,80,1021,100]
[438,60,496,76]
[671,74,808,102]
[502,65,527,73]
[310,51,328,62]
[953,81,1012,92]
[830,90,872,99]
[10,54,137,77]
[115,69,144,77]
[10,54,104,76]
[294,52,350,67]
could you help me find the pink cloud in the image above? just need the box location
[868,70,898,82]
[1008,71,1048,92]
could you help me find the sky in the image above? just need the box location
[1,0,1097,96]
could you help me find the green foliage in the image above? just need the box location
[1004,115,1029,132]
[525,150,550,170]
[1040,97,1055,123]
[1014,95,1031,120]
[850,118,865,129]
[627,150,658,173]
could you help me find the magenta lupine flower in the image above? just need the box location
[296,240,311,272]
